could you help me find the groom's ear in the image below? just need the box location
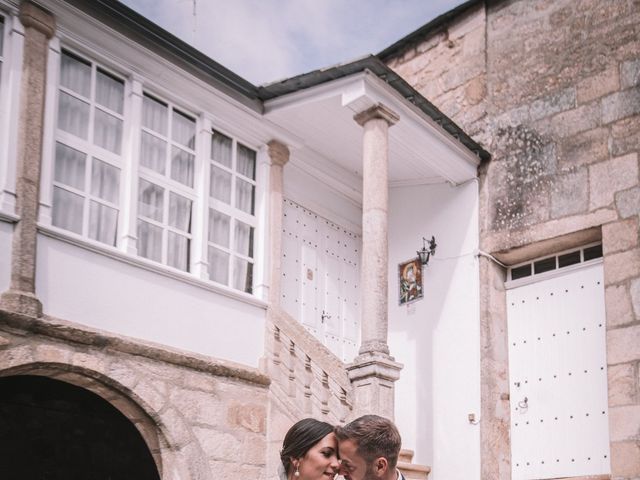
[374,457,389,477]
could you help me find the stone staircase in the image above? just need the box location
[264,306,431,479]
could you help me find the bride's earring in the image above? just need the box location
[294,463,300,477]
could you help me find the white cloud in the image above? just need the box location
[121,0,464,84]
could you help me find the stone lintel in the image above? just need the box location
[0,308,271,387]
[354,103,400,127]
[19,1,56,38]
[346,351,403,383]
[267,140,290,167]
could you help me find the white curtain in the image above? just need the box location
[168,193,192,232]
[170,146,194,187]
[96,69,124,114]
[94,109,122,154]
[237,144,256,179]
[58,92,89,140]
[210,165,232,203]
[167,232,189,271]
[234,220,253,258]
[233,257,253,293]
[140,131,166,174]
[211,130,232,167]
[208,209,230,247]
[60,51,91,97]
[138,179,164,221]
[52,187,83,234]
[172,110,195,149]
[142,94,168,135]
[54,142,86,189]
[89,201,118,245]
[91,159,119,203]
[208,246,229,285]
[235,178,254,214]
[137,220,162,262]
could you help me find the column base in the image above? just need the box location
[0,290,42,318]
[346,351,403,420]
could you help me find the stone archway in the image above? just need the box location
[0,374,161,480]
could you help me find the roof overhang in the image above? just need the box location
[264,67,481,198]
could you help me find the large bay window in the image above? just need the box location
[48,47,263,294]
[52,50,124,245]
[208,130,256,293]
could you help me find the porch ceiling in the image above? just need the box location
[264,70,481,191]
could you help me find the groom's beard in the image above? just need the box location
[362,462,378,480]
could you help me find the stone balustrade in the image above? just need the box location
[265,306,353,425]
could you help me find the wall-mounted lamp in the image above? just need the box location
[417,236,437,266]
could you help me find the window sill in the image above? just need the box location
[0,210,19,223]
[37,224,269,310]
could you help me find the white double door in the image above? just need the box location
[281,199,360,362]
[507,262,610,480]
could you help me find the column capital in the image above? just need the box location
[354,103,400,127]
[19,1,56,39]
[267,140,290,167]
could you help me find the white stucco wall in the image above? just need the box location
[388,181,480,480]
[35,234,266,367]
[0,221,12,293]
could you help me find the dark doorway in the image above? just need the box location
[0,375,161,480]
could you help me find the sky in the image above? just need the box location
[121,0,464,85]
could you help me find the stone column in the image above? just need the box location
[0,2,55,317]
[347,103,402,420]
[267,140,290,305]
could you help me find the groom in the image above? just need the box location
[335,415,406,480]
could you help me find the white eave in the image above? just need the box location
[264,69,480,198]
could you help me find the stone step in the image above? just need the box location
[398,449,431,479]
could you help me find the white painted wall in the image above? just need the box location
[0,221,12,293]
[388,181,480,480]
[283,161,362,233]
[35,234,266,367]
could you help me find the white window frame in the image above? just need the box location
[38,38,268,299]
[136,91,198,272]
[0,8,23,218]
[51,48,126,245]
[207,128,258,293]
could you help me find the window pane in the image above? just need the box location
[96,69,124,114]
[138,179,164,221]
[208,246,229,285]
[234,220,254,258]
[140,131,166,174]
[172,110,195,149]
[233,257,253,293]
[52,187,84,234]
[58,91,89,139]
[168,192,192,232]
[54,142,86,190]
[94,109,123,154]
[583,244,603,261]
[170,147,194,187]
[236,178,255,215]
[211,130,232,168]
[210,165,232,203]
[137,220,162,262]
[91,159,120,204]
[534,257,556,274]
[208,209,230,247]
[167,231,190,271]
[237,144,256,180]
[142,94,168,135]
[89,201,118,246]
[60,51,91,97]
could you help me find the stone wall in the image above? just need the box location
[0,310,270,480]
[385,0,640,478]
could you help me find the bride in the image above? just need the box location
[278,418,340,480]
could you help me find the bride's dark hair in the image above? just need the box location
[280,418,334,474]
